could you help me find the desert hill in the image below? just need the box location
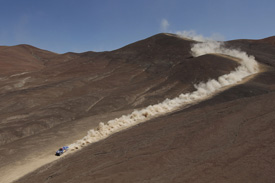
[259,35,275,45]
[0,33,274,183]
[0,44,58,75]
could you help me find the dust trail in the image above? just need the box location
[69,37,259,150]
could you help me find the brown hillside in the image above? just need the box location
[0,34,274,183]
[0,44,58,75]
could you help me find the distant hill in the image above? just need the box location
[259,35,275,45]
[0,44,58,75]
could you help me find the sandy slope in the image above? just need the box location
[0,110,135,183]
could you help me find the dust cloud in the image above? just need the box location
[69,35,259,150]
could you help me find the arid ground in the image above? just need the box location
[0,33,274,183]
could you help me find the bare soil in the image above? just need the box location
[0,34,274,183]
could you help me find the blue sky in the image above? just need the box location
[0,0,274,53]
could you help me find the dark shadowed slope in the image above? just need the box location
[1,34,275,183]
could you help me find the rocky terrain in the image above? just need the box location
[0,33,274,182]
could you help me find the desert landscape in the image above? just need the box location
[0,33,275,183]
